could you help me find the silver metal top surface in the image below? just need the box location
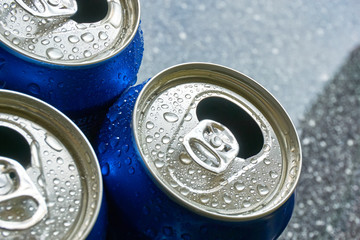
[0,90,102,239]
[133,63,301,221]
[0,0,140,66]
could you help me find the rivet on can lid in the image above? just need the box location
[133,63,302,221]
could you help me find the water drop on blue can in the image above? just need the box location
[181,233,191,240]
[0,80,6,89]
[163,227,173,236]
[124,157,132,165]
[101,163,110,176]
[27,83,40,95]
[142,206,150,215]
[98,142,107,154]
[0,58,5,70]
[128,167,135,175]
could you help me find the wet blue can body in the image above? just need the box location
[0,26,143,140]
[97,78,298,240]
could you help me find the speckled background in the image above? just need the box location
[137,0,360,239]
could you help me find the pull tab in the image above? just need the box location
[183,120,239,174]
[0,157,47,230]
[15,0,78,18]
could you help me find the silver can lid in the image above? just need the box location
[0,90,102,239]
[0,0,140,66]
[133,63,302,221]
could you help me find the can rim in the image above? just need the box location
[0,89,103,239]
[0,0,140,67]
[133,62,302,222]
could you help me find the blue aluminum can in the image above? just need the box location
[0,0,143,140]
[0,89,105,239]
[97,63,302,240]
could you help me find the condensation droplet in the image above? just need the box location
[46,48,64,60]
[257,184,269,196]
[23,15,30,21]
[41,39,50,45]
[38,176,45,187]
[200,195,210,204]
[163,112,179,123]
[223,194,232,204]
[243,200,251,208]
[264,158,271,165]
[146,121,154,129]
[56,157,64,165]
[146,136,153,143]
[290,167,297,177]
[45,133,63,152]
[184,113,192,121]
[128,167,135,175]
[53,178,60,185]
[161,136,170,144]
[161,104,169,109]
[84,50,92,58]
[179,153,192,165]
[68,35,80,43]
[234,181,245,192]
[64,221,71,227]
[270,171,278,179]
[180,188,190,196]
[98,31,108,40]
[263,144,271,152]
[57,196,64,202]
[54,36,61,43]
[81,32,95,43]
[157,152,165,158]
[154,160,165,168]
[12,38,20,45]
[68,164,75,171]
[27,83,40,95]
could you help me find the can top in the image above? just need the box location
[0,0,140,66]
[133,63,302,221]
[0,90,102,239]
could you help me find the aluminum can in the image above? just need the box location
[97,63,302,240]
[0,0,143,140]
[0,90,104,239]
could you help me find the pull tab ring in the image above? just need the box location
[15,0,78,18]
[183,120,239,174]
[0,157,47,230]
